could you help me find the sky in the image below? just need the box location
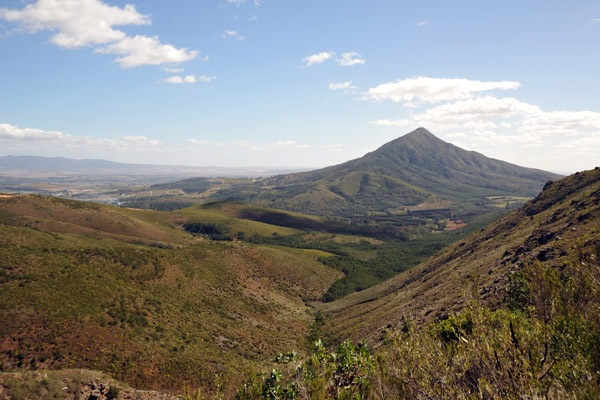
[0,0,599,174]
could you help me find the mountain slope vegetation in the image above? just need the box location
[231,167,600,400]
[0,195,349,392]
[1,166,598,398]
[322,167,600,344]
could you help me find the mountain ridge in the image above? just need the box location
[200,128,562,221]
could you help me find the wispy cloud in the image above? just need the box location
[226,0,261,6]
[302,51,335,67]
[417,20,430,26]
[0,0,198,68]
[0,122,350,167]
[162,67,184,73]
[592,18,600,24]
[329,81,357,90]
[165,74,216,84]
[362,77,521,104]
[0,123,161,147]
[222,29,245,40]
[336,51,365,66]
[187,139,210,145]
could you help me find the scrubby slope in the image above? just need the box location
[322,167,600,344]
[0,195,342,393]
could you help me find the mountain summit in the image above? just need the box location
[207,128,562,221]
[340,127,559,198]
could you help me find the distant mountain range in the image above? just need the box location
[0,155,307,178]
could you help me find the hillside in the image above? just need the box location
[124,128,561,232]
[321,167,600,344]
[0,195,349,393]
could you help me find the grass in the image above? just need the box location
[485,195,531,209]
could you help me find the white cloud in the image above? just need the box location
[0,0,198,68]
[0,123,161,147]
[370,95,600,137]
[362,77,521,104]
[96,35,198,68]
[198,74,216,82]
[222,30,245,40]
[120,136,162,146]
[370,92,600,172]
[226,0,261,6]
[302,51,335,67]
[165,74,216,84]
[329,81,357,90]
[336,51,365,66]
[592,18,600,24]
[0,123,69,141]
[163,67,184,73]
[417,20,430,26]
[272,140,310,149]
[165,75,197,84]
[187,139,210,145]
[0,0,149,48]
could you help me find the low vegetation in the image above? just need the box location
[233,241,600,399]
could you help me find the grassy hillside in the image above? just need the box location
[0,195,346,393]
[321,167,600,344]
[232,168,600,400]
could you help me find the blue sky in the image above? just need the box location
[0,0,599,174]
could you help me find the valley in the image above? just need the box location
[1,129,598,399]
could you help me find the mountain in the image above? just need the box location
[321,167,600,344]
[159,128,561,222]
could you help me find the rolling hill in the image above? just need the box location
[0,195,352,393]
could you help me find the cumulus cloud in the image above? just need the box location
[165,74,215,84]
[302,51,335,67]
[336,51,365,66]
[329,81,357,90]
[369,89,600,172]
[0,0,149,48]
[97,35,198,68]
[0,0,198,68]
[165,75,197,84]
[370,95,600,136]
[362,77,521,104]
[222,30,245,40]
